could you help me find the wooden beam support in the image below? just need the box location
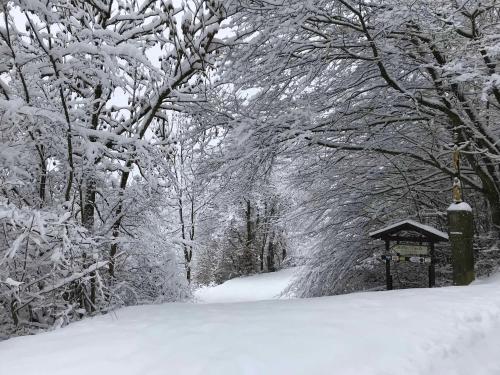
[428,243,435,288]
[385,240,393,290]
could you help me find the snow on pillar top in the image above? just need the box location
[447,202,472,212]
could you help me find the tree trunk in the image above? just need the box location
[267,231,276,272]
[109,165,131,278]
[81,175,98,311]
[242,199,255,274]
[38,154,47,207]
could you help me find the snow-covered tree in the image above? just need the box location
[211,0,500,295]
[0,0,228,336]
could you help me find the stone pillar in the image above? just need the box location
[447,202,475,285]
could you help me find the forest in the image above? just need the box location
[1,0,500,339]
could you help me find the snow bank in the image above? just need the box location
[194,267,299,303]
[1,274,500,375]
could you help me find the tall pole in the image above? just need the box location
[447,135,475,285]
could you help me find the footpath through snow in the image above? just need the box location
[1,268,500,375]
[193,267,298,303]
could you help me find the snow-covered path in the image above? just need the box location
[194,267,299,303]
[1,270,500,375]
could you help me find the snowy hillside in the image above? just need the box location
[194,267,300,303]
[1,270,500,375]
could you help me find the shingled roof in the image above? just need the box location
[369,219,449,242]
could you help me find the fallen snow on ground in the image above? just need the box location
[194,267,299,303]
[1,270,500,375]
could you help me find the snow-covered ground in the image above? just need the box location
[194,267,299,303]
[1,269,500,375]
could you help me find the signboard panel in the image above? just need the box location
[381,255,431,263]
[392,244,428,256]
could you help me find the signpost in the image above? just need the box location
[369,220,449,290]
[391,244,428,256]
[369,140,474,289]
[381,255,431,264]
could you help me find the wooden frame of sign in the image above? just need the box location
[369,220,449,290]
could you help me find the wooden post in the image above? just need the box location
[447,203,475,285]
[428,242,435,288]
[385,240,393,290]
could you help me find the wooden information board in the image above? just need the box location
[392,244,428,256]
